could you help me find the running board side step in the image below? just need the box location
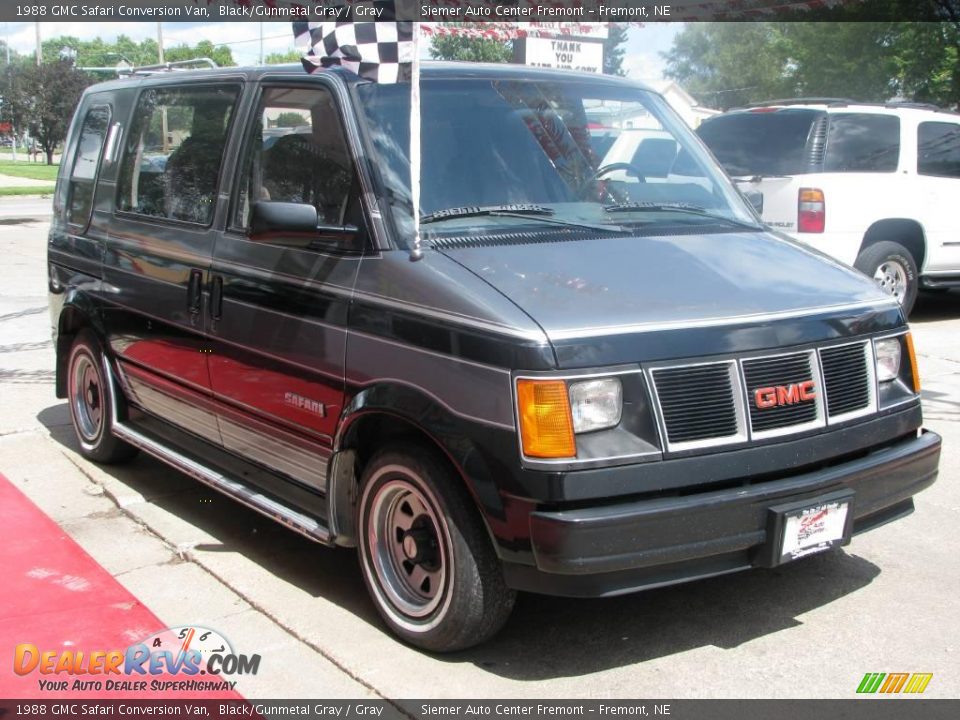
[103,358,332,546]
[112,422,333,545]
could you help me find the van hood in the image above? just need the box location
[438,231,903,368]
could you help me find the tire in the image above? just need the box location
[66,330,138,464]
[854,241,919,316]
[356,445,516,652]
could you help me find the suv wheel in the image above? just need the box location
[357,445,516,652]
[67,330,138,464]
[854,241,919,316]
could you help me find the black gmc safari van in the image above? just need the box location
[50,62,941,651]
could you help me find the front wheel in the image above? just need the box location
[854,240,919,316]
[357,446,515,652]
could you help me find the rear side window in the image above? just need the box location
[696,110,820,176]
[67,105,111,227]
[117,84,240,224]
[918,121,960,178]
[823,113,900,173]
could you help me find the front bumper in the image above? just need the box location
[503,429,940,597]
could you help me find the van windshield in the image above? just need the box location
[355,77,759,246]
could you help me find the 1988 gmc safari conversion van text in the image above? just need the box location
[49,63,941,651]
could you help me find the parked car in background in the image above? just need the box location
[697,100,960,315]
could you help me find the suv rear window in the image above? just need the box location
[918,121,960,178]
[823,113,900,173]
[696,109,821,176]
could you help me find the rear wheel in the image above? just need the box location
[67,330,138,464]
[854,241,919,316]
[357,445,515,652]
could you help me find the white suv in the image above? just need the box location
[698,100,960,314]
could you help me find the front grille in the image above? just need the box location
[650,339,883,451]
[652,363,740,445]
[742,352,819,433]
[820,342,872,417]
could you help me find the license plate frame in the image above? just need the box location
[760,489,855,567]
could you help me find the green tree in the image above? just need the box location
[265,49,304,65]
[0,60,93,164]
[40,35,234,73]
[603,23,629,76]
[663,23,794,109]
[165,40,235,68]
[429,25,512,63]
[274,111,307,127]
[664,20,960,109]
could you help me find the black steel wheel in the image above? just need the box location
[357,445,515,652]
[66,330,137,464]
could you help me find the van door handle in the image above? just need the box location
[210,275,223,321]
[187,269,203,315]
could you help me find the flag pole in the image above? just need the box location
[409,23,423,261]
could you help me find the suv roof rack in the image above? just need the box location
[119,58,218,76]
[743,98,856,108]
[883,101,943,111]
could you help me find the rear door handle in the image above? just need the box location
[187,269,203,315]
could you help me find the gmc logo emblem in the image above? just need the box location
[754,380,817,409]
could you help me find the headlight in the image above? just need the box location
[515,376,625,459]
[874,338,902,382]
[569,378,623,433]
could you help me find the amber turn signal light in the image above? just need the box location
[904,332,921,393]
[516,379,576,458]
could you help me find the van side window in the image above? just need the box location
[234,86,354,229]
[117,85,240,224]
[918,121,960,179]
[67,105,111,227]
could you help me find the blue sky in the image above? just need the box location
[3,22,682,81]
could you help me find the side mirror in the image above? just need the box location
[742,189,764,214]
[251,201,319,236]
[249,202,358,247]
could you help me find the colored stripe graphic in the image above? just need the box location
[857,672,933,694]
[857,673,885,693]
[880,673,909,693]
[904,673,934,694]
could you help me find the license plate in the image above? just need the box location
[779,499,850,563]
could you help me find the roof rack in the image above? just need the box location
[883,101,943,111]
[119,58,218,76]
[744,97,856,108]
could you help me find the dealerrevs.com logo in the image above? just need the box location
[14,626,261,693]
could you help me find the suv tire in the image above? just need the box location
[357,445,516,652]
[854,241,919,316]
[67,330,138,464]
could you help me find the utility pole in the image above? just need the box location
[259,23,264,65]
[158,22,168,154]
[35,22,41,66]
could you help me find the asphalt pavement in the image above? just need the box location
[0,212,957,700]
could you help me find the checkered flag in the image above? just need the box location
[294,8,414,83]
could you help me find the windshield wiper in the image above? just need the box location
[420,204,554,224]
[421,204,632,235]
[603,202,763,230]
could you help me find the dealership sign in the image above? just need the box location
[516,36,604,74]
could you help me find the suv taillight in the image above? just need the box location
[798,188,825,233]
